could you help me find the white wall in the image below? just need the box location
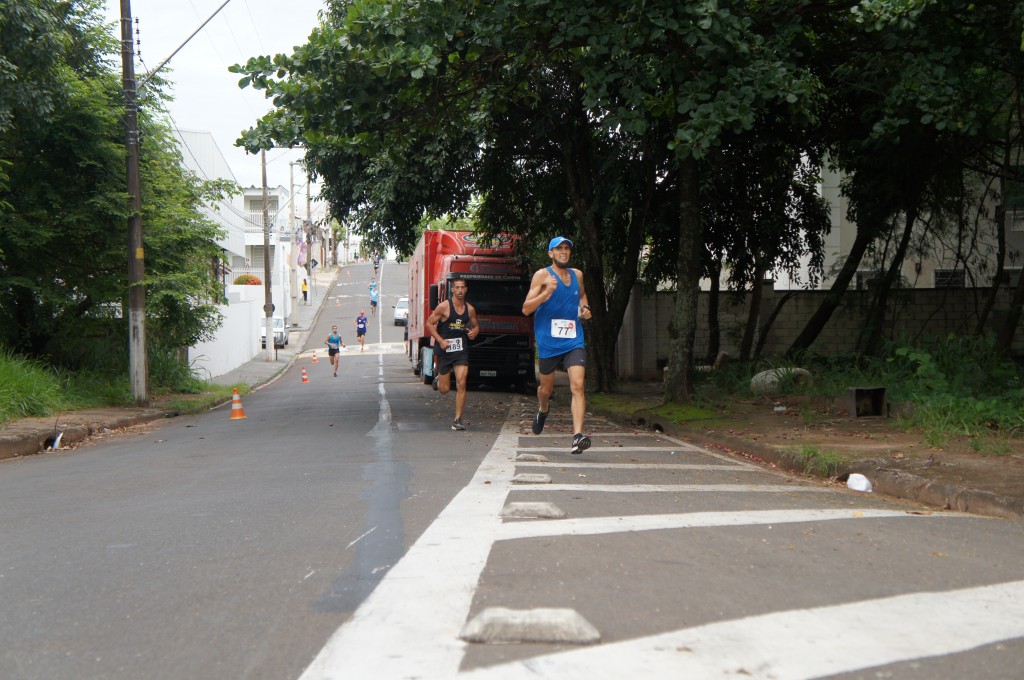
[187,285,263,380]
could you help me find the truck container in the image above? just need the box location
[407,230,534,390]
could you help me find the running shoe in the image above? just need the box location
[571,433,591,455]
[452,418,466,431]
[532,409,548,435]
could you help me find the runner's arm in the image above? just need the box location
[576,269,593,321]
[467,304,480,340]
[522,269,557,316]
[425,301,450,350]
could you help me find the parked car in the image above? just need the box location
[393,297,409,326]
[260,316,288,348]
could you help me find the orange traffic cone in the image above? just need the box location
[312,351,319,364]
[229,388,247,420]
[301,367,310,384]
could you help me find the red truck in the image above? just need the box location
[407,230,534,391]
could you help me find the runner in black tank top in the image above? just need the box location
[425,277,480,430]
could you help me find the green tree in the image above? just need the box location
[787,0,1024,358]
[0,0,227,367]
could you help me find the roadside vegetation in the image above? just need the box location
[693,334,1024,453]
[580,333,1024,459]
[0,348,239,426]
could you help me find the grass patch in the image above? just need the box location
[0,350,70,423]
[793,445,844,476]
[0,345,218,425]
[155,384,245,414]
[588,390,723,427]
[588,392,654,416]
[649,401,722,425]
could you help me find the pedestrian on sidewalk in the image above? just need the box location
[325,325,345,377]
[425,277,479,431]
[302,278,308,303]
[522,236,593,454]
[355,310,368,351]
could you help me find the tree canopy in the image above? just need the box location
[0,0,229,365]
[233,0,1024,400]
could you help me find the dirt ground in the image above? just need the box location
[692,394,1024,502]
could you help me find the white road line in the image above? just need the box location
[516,429,709,445]
[496,508,941,541]
[460,580,1024,679]
[515,462,758,471]
[521,446,706,453]
[298,419,520,680]
[509,483,832,493]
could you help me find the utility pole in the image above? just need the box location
[305,182,313,302]
[120,0,147,404]
[289,161,299,326]
[261,150,275,362]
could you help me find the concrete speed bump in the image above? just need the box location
[460,607,601,645]
[512,473,552,484]
[501,502,566,519]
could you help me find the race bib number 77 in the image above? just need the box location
[551,319,577,338]
[446,337,464,352]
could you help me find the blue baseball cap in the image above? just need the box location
[548,236,573,250]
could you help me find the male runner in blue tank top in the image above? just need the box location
[523,236,593,454]
[426,277,479,431]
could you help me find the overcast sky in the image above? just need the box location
[104,0,327,190]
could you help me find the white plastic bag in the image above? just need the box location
[847,473,873,493]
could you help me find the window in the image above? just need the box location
[934,269,965,289]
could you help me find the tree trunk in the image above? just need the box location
[705,253,721,363]
[561,94,652,392]
[739,258,766,362]
[753,291,797,363]
[664,156,702,403]
[978,128,1014,334]
[859,205,918,357]
[997,263,1024,353]
[786,220,877,358]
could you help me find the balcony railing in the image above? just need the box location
[244,210,292,235]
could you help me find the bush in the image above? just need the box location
[233,274,261,285]
[0,349,69,423]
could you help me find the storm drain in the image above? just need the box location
[460,607,601,645]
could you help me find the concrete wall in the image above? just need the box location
[617,283,1024,380]
[187,285,263,380]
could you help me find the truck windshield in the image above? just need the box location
[457,279,529,316]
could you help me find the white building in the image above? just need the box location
[174,129,297,378]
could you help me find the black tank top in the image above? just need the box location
[439,301,470,354]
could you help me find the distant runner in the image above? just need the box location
[325,325,345,377]
[355,310,368,352]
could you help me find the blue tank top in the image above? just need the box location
[356,315,367,332]
[534,267,585,358]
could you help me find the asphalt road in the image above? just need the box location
[2,261,1023,679]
